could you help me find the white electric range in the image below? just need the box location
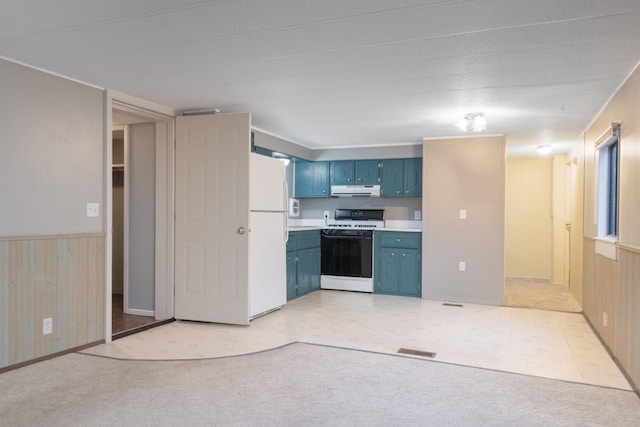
[320,209,384,292]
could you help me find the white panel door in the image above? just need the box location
[175,113,251,325]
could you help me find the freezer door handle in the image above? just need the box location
[283,180,289,244]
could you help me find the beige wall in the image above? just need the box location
[567,139,584,305]
[585,66,640,246]
[422,136,505,305]
[505,158,552,279]
[505,155,572,285]
[551,155,569,285]
[582,64,640,392]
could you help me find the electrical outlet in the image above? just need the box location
[324,210,330,220]
[43,317,52,335]
[458,261,466,272]
[86,202,99,217]
[414,210,421,220]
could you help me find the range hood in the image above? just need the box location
[331,185,380,197]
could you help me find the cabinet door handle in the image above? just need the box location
[396,239,401,243]
[237,227,246,235]
[391,252,395,257]
[357,177,362,181]
[396,190,401,194]
[347,178,351,182]
[402,253,406,257]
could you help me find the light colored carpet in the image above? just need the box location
[505,277,582,312]
[1,343,639,426]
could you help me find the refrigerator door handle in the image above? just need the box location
[283,180,289,244]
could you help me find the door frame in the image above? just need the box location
[104,90,176,342]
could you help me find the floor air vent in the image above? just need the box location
[397,348,436,358]
[443,303,463,307]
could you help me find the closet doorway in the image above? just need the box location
[109,101,175,338]
[112,123,155,335]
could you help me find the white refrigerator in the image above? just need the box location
[249,153,288,319]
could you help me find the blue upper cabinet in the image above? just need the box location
[295,157,418,198]
[355,160,380,185]
[330,161,355,185]
[331,160,380,185]
[380,159,404,197]
[380,158,422,197]
[295,161,330,198]
[403,158,422,197]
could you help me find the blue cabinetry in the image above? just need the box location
[330,160,379,185]
[380,159,404,197]
[295,161,330,198]
[286,230,321,300]
[295,157,419,198]
[355,160,380,185]
[330,161,355,185]
[379,158,422,197]
[374,231,421,297]
[403,158,422,197]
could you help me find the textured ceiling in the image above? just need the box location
[2,0,640,155]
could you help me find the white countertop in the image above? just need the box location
[288,226,322,231]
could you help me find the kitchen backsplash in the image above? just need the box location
[296,197,422,222]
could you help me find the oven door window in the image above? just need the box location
[321,234,373,278]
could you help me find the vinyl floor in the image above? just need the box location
[86,290,631,391]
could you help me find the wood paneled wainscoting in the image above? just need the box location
[0,234,105,370]
[582,237,640,392]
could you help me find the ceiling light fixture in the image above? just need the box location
[537,144,553,155]
[455,113,487,132]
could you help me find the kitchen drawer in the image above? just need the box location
[376,231,421,249]
[291,230,320,250]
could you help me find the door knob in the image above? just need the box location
[237,227,246,235]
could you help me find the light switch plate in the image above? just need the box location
[43,317,52,335]
[459,261,466,271]
[86,202,99,217]
[414,210,421,220]
[459,209,467,220]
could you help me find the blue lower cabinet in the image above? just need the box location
[377,247,400,294]
[309,246,321,290]
[374,231,421,297]
[286,230,321,301]
[286,250,297,300]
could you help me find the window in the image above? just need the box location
[595,123,620,238]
